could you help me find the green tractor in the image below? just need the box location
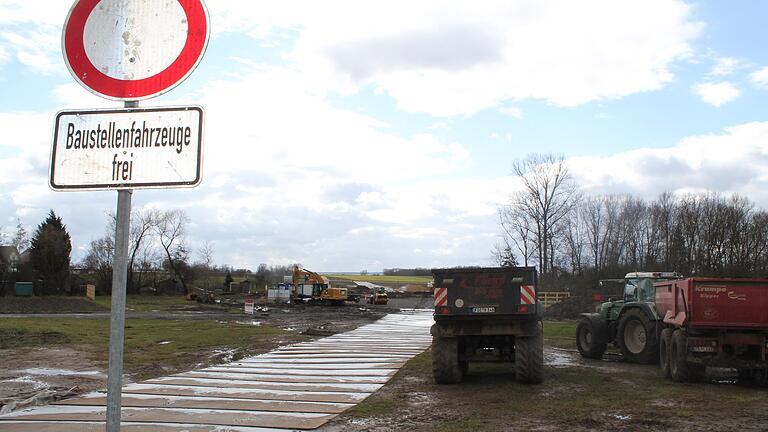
[576,272,684,364]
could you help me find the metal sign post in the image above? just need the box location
[105,100,137,431]
[57,2,209,428]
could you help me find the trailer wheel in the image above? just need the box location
[659,328,673,378]
[515,322,544,384]
[617,309,659,364]
[669,330,706,382]
[432,337,462,384]
[576,318,607,359]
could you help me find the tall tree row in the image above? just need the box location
[497,155,768,278]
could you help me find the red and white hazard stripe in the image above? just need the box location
[520,285,536,305]
[434,287,448,307]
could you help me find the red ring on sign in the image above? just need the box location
[63,0,208,100]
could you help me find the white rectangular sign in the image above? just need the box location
[50,106,203,190]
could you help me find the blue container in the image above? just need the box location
[14,282,33,297]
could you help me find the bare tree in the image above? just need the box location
[109,208,159,294]
[511,154,578,275]
[12,218,29,252]
[491,236,518,267]
[498,205,536,267]
[197,241,215,267]
[83,236,114,294]
[154,209,191,294]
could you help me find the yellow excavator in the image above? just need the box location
[292,265,350,304]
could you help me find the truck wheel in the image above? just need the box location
[576,318,607,359]
[669,330,706,382]
[432,337,462,384]
[515,322,544,384]
[617,309,659,364]
[459,360,469,376]
[659,328,673,378]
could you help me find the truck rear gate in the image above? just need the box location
[432,266,538,318]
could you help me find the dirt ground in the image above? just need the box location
[5,297,765,431]
[321,346,768,432]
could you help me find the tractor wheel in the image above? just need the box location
[432,337,462,384]
[576,318,607,359]
[617,309,659,364]
[669,330,706,382]
[515,322,544,384]
[659,328,673,379]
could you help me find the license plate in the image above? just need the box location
[472,307,496,313]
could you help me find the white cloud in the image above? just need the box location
[211,0,702,117]
[693,81,740,107]
[1,28,64,75]
[569,121,768,204]
[751,66,768,89]
[499,106,523,119]
[708,57,745,76]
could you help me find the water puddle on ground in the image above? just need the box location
[545,350,577,368]
[18,368,105,378]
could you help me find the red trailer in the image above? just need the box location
[654,278,768,384]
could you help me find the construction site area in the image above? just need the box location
[0,267,766,431]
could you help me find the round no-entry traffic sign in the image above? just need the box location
[62,0,210,101]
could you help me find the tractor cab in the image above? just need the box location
[598,272,683,321]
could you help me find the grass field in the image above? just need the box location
[0,317,306,380]
[326,274,433,284]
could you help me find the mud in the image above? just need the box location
[0,348,107,414]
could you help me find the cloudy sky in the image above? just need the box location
[1,0,768,272]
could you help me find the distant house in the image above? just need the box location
[0,246,20,273]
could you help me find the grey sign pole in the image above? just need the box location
[105,100,137,431]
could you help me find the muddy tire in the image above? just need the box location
[617,309,659,364]
[515,322,544,384]
[659,328,673,378]
[669,330,706,382]
[432,337,462,384]
[576,318,607,359]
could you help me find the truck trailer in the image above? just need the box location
[431,266,543,384]
[655,278,768,384]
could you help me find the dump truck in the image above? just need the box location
[369,287,388,305]
[655,278,768,384]
[431,266,543,384]
[576,272,684,364]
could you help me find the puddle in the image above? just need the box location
[18,368,105,378]
[210,349,238,363]
[158,341,172,345]
[407,392,434,407]
[545,350,577,368]
[5,376,48,389]
[235,321,262,326]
